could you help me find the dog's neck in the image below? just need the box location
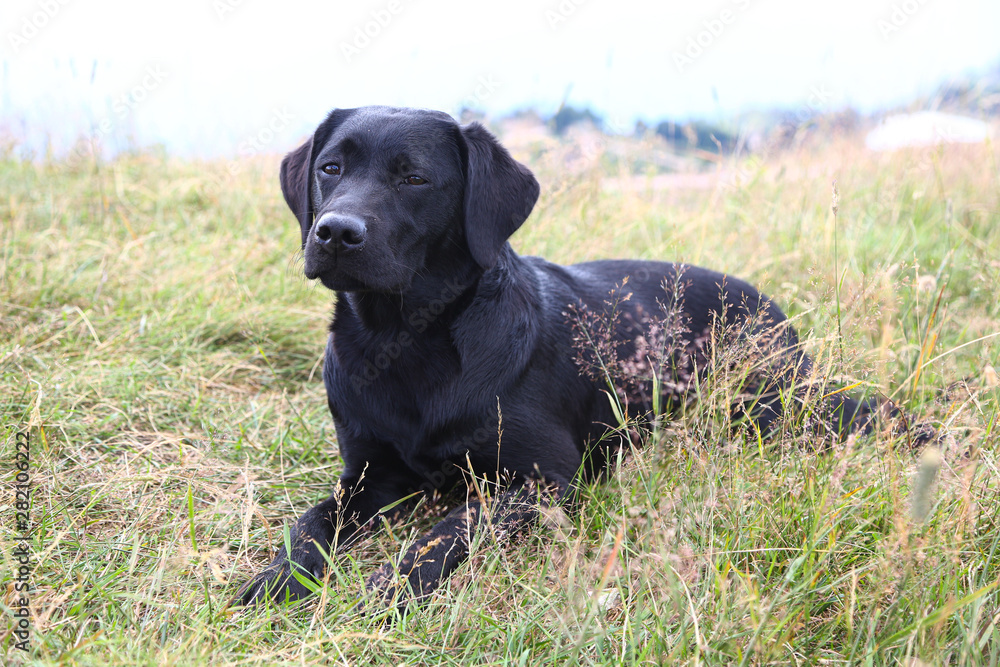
[336,248,488,334]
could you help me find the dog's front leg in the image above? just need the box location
[365,479,567,609]
[234,471,410,606]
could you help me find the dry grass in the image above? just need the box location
[1,130,998,665]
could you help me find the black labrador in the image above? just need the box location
[235,106,903,607]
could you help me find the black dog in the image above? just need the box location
[236,106,896,607]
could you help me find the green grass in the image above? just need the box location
[1,132,999,665]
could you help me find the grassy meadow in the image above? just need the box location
[1,127,999,665]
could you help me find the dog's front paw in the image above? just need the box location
[364,559,414,608]
[232,513,337,606]
[233,556,324,606]
[363,529,469,610]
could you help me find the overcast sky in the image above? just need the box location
[2,0,998,158]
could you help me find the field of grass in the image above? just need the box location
[2,129,999,665]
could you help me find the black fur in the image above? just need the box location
[235,106,894,607]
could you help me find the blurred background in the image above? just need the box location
[1,0,998,161]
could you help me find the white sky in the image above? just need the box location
[2,0,998,157]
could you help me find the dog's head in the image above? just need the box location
[279,106,540,293]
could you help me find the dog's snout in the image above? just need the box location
[314,214,367,252]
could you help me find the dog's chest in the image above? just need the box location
[326,322,468,429]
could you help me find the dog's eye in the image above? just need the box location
[321,163,341,176]
[403,175,427,186]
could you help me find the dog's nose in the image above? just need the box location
[314,214,367,252]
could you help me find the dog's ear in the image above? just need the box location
[279,139,314,246]
[280,109,352,247]
[461,122,540,269]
